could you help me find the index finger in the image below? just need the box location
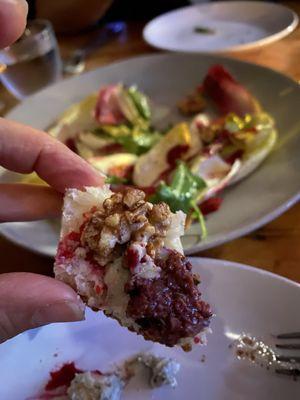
[0,117,105,192]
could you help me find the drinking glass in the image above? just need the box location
[0,20,62,100]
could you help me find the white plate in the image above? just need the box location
[143,1,298,53]
[1,53,300,257]
[0,258,299,399]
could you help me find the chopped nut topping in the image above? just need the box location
[80,188,172,266]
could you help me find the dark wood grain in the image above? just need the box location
[0,1,299,282]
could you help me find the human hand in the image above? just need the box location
[0,0,104,344]
[0,118,105,342]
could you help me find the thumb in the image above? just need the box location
[0,0,28,48]
[0,272,85,343]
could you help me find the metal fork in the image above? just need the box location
[274,332,300,378]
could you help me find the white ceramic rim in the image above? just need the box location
[191,256,300,287]
[185,193,300,254]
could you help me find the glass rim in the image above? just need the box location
[2,19,55,52]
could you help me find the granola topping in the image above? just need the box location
[80,188,172,267]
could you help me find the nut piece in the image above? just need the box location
[133,223,156,243]
[123,188,145,208]
[149,203,172,236]
[146,237,164,258]
[103,192,123,213]
[81,211,104,253]
[105,213,121,228]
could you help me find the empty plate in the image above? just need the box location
[143,1,299,53]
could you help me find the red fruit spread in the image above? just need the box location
[200,197,223,215]
[45,363,82,390]
[56,226,103,275]
[98,143,124,156]
[125,247,140,272]
[137,186,156,196]
[225,149,244,165]
[167,145,189,167]
[56,231,80,260]
[125,250,212,347]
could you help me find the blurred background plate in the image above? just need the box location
[0,258,299,399]
[0,53,300,257]
[143,1,298,53]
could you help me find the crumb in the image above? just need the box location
[37,353,181,399]
[127,353,181,388]
[67,371,125,400]
[200,355,206,363]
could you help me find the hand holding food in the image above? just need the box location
[0,118,104,342]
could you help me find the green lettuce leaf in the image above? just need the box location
[105,175,129,184]
[150,163,207,237]
[93,125,162,155]
[127,85,151,121]
[116,129,162,155]
[191,201,208,239]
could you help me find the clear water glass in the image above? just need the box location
[0,20,62,100]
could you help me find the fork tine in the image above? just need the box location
[275,332,300,339]
[276,343,300,350]
[276,355,300,363]
[276,368,300,377]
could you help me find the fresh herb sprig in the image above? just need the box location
[150,162,207,238]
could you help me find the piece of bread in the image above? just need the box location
[54,186,212,350]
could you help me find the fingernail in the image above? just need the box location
[17,0,28,13]
[31,300,85,326]
[2,0,29,15]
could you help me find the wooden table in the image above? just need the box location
[0,1,299,282]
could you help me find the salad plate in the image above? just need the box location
[1,53,300,257]
[0,258,299,399]
[143,1,299,53]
